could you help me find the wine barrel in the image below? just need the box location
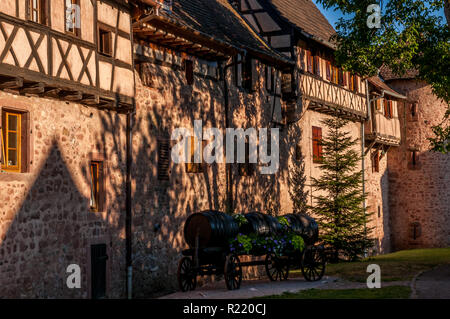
[241,212,282,236]
[282,213,319,245]
[184,210,239,248]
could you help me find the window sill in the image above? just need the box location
[0,171,33,182]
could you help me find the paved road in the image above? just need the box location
[415,264,450,299]
[160,276,337,299]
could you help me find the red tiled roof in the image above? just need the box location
[379,65,419,81]
[268,0,336,45]
[368,76,406,98]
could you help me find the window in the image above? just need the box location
[408,150,420,170]
[238,140,255,176]
[349,74,358,92]
[325,61,331,81]
[372,150,380,172]
[306,51,314,74]
[312,126,323,163]
[98,28,112,56]
[184,59,194,86]
[136,62,154,87]
[384,99,393,119]
[265,66,274,92]
[186,136,204,173]
[27,0,47,25]
[313,56,321,77]
[378,206,381,218]
[409,222,421,240]
[158,139,170,181]
[90,161,103,212]
[331,66,339,85]
[242,56,257,92]
[408,102,419,122]
[338,69,346,86]
[1,109,29,173]
[65,0,80,36]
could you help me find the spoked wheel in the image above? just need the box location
[224,254,242,290]
[301,245,326,282]
[265,253,289,281]
[177,257,197,292]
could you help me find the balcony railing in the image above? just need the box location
[300,72,367,120]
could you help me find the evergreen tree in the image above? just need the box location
[288,143,309,215]
[310,116,373,261]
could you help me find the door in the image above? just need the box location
[91,243,108,299]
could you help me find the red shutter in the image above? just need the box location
[312,126,322,163]
[389,100,393,118]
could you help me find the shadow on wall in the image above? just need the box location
[0,140,126,298]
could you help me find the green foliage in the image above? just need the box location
[232,213,249,227]
[229,216,305,256]
[310,116,374,261]
[316,0,450,152]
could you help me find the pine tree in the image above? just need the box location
[310,116,373,261]
[288,143,309,215]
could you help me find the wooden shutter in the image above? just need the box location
[158,139,170,180]
[306,51,313,73]
[312,126,322,163]
[266,66,272,91]
[326,61,331,81]
[300,49,306,70]
[314,56,321,76]
[20,112,28,172]
[376,99,381,110]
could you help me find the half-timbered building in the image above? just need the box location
[0,0,134,298]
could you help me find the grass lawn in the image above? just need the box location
[292,248,450,282]
[260,286,411,299]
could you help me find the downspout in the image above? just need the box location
[362,79,371,257]
[126,109,133,299]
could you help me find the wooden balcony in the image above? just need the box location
[300,72,367,121]
[0,12,134,112]
[365,109,401,146]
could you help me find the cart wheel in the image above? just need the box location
[224,254,242,290]
[177,257,197,292]
[265,253,289,281]
[301,246,326,282]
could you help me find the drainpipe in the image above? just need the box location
[126,108,133,299]
[362,79,371,257]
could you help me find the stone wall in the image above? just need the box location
[386,79,450,250]
[0,91,127,298]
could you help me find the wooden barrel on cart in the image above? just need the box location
[240,212,282,236]
[282,213,319,245]
[184,210,239,248]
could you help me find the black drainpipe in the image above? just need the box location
[126,107,134,299]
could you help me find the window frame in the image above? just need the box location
[157,138,170,181]
[98,26,112,57]
[65,0,81,37]
[89,161,104,212]
[372,150,380,173]
[184,59,194,86]
[185,136,205,173]
[1,111,21,172]
[27,0,48,25]
[1,109,29,174]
